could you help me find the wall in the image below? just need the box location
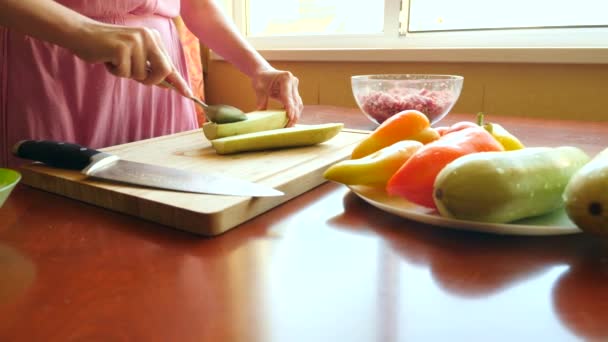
[205,60,608,122]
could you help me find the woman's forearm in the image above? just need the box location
[180,0,273,78]
[0,0,96,51]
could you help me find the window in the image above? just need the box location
[216,0,608,63]
[407,0,607,32]
[247,0,384,36]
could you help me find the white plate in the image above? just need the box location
[348,185,582,236]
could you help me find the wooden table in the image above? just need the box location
[1,106,607,342]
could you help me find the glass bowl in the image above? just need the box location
[351,74,464,125]
[0,168,21,208]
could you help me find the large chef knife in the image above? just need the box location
[12,140,283,197]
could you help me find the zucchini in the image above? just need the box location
[433,146,590,223]
[210,123,343,155]
[563,147,608,235]
[202,110,288,140]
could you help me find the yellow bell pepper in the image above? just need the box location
[483,122,525,150]
[477,112,525,151]
[324,140,423,187]
[408,127,441,145]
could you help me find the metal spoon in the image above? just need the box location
[159,79,247,124]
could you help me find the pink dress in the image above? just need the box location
[0,0,198,168]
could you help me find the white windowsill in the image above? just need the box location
[242,47,608,64]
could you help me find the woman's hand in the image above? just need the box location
[252,69,303,126]
[73,22,192,96]
[180,1,303,125]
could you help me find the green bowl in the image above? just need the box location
[0,168,21,208]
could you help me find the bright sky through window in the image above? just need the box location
[247,0,384,36]
[408,0,607,31]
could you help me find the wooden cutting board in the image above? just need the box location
[18,126,369,236]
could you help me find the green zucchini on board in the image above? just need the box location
[433,146,590,223]
[202,110,288,140]
[563,147,608,235]
[210,123,344,155]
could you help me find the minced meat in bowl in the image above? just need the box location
[351,74,464,125]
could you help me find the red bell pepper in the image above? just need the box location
[386,125,504,208]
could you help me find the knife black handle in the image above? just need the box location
[12,140,101,170]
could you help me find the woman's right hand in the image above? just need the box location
[71,22,192,97]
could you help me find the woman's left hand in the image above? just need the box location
[252,69,303,126]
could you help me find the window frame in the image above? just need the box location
[215,0,608,64]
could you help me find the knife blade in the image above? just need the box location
[12,140,284,197]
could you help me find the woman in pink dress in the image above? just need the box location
[0,0,303,167]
